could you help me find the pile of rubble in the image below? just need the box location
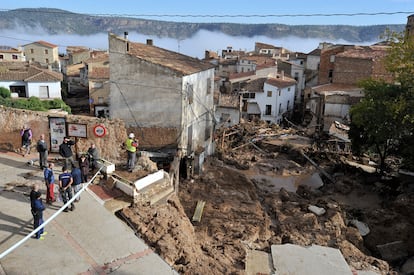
[120,121,414,274]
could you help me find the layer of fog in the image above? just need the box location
[0,27,379,58]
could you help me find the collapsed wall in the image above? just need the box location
[0,106,127,162]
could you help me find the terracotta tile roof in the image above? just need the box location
[219,59,238,65]
[244,54,277,66]
[89,67,110,79]
[85,53,109,64]
[266,77,296,89]
[0,46,21,53]
[128,42,214,75]
[255,42,279,49]
[24,40,58,48]
[90,50,107,58]
[336,46,389,59]
[229,70,255,80]
[66,46,89,54]
[66,63,84,77]
[244,78,266,92]
[307,48,321,56]
[0,62,62,82]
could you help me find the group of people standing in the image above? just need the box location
[27,130,100,239]
[26,127,141,240]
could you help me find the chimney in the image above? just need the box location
[281,70,285,80]
[146,39,153,46]
[124,32,128,40]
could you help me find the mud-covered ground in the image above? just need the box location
[122,150,414,274]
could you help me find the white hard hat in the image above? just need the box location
[128,133,135,138]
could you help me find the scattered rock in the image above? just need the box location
[279,187,290,202]
[136,155,158,173]
[350,220,370,236]
[376,241,408,263]
[308,205,326,216]
[401,256,414,275]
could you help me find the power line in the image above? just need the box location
[0,8,413,19]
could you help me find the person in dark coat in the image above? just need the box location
[59,166,74,212]
[78,154,89,183]
[20,125,32,157]
[32,190,46,239]
[30,183,40,212]
[37,134,48,169]
[71,164,82,202]
[59,137,75,169]
[87,143,100,170]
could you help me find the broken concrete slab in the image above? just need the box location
[308,205,326,216]
[345,160,376,173]
[376,241,408,263]
[271,244,352,275]
[245,250,272,275]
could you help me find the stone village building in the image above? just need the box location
[0,61,63,99]
[108,33,215,173]
[305,44,392,133]
[22,40,60,72]
[0,46,25,62]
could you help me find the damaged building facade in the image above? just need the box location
[108,33,215,174]
[305,44,393,134]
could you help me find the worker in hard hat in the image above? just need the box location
[125,133,138,172]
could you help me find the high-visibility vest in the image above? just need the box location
[125,138,137,153]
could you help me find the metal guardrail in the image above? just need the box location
[0,166,105,259]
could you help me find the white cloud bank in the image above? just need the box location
[0,28,379,58]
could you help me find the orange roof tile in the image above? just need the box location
[266,77,296,89]
[0,62,62,82]
[128,42,214,75]
[84,53,109,64]
[24,40,58,49]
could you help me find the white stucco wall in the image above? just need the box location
[27,82,61,98]
[215,106,240,128]
[109,33,215,156]
[182,70,215,155]
[0,81,61,99]
[251,82,295,124]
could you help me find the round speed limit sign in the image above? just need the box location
[93,124,107,137]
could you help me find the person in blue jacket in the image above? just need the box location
[71,163,82,202]
[32,191,46,240]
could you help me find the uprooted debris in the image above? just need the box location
[118,121,413,274]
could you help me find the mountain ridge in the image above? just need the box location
[0,8,406,42]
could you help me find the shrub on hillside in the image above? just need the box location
[27,96,47,111]
[0,96,71,113]
[0,87,11,98]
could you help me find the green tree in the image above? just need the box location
[350,30,414,171]
[383,30,414,89]
[350,80,407,172]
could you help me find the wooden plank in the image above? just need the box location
[224,130,240,137]
[192,200,206,222]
